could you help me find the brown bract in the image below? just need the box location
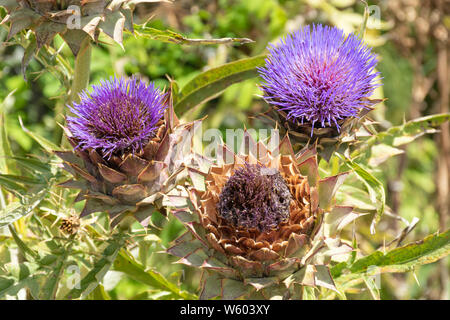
[190,149,319,277]
[168,131,359,299]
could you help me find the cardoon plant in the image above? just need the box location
[56,76,200,227]
[0,0,135,54]
[167,132,357,299]
[259,24,382,160]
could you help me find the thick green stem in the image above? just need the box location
[61,37,92,147]
[69,37,92,106]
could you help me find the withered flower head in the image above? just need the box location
[168,132,358,299]
[218,163,291,232]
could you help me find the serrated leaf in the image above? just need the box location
[368,144,404,167]
[113,250,197,299]
[66,237,124,299]
[34,21,65,49]
[0,188,48,228]
[318,172,349,210]
[19,116,62,152]
[174,55,265,115]
[337,154,385,234]
[332,229,450,278]
[99,9,125,46]
[352,113,450,159]
[0,91,15,174]
[0,274,41,298]
[60,29,89,56]
[134,24,253,46]
[39,246,72,300]
[10,156,51,175]
[5,8,41,39]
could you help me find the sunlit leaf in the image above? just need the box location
[65,236,125,299]
[113,250,197,300]
[332,229,450,278]
[134,24,253,46]
[337,154,385,234]
[174,55,266,115]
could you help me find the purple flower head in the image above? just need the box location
[217,163,292,233]
[67,76,167,159]
[258,24,381,130]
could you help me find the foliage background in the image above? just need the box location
[0,0,448,300]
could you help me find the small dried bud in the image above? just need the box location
[60,214,81,235]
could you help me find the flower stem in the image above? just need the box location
[69,36,92,106]
[61,37,91,147]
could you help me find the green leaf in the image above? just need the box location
[357,0,370,39]
[0,174,43,187]
[113,250,197,300]
[89,284,111,300]
[21,35,37,81]
[8,225,39,262]
[0,188,48,228]
[337,154,385,234]
[39,244,74,300]
[0,277,15,297]
[10,156,51,175]
[19,116,62,152]
[174,55,267,115]
[367,144,404,167]
[65,236,124,299]
[353,113,450,159]
[0,174,28,195]
[0,91,15,174]
[133,24,253,46]
[332,229,450,278]
[0,274,41,298]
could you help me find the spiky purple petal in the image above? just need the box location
[67,77,167,158]
[258,24,381,129]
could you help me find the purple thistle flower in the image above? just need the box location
[258,24,381,130]
[67,77,167,159]
[218,163,292,233]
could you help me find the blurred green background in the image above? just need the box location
[0,0,448,299]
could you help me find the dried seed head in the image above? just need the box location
[217,163,292,232]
